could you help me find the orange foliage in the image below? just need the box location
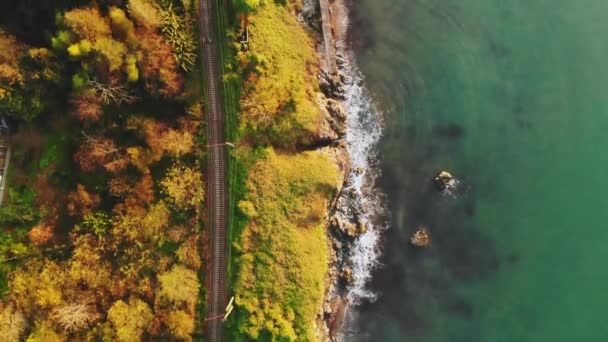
[71,91,103,122]
[108,177,131,198]
[67,184,101,217]
[27,222,55,246]
[113,174,155,216]
[74,135,129,173]
[142,119,194,158]
[136,29,183,98]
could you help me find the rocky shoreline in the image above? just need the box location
[299,0,374,340]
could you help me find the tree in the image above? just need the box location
[93,37,127,72]
[107,298,153,342]
[176,234,201,269]
[63,8,111,41]
[140,118,194,158]
[0,304,25,342]
[74,135,129,173]
[9,260,65,310]
[166,310,194,340]
[156,3,196,71]
[137,29,183,97]
[109,7,137,47]
[66,184,101,217]
[26,321,66,342]
[112,201,170,243]
[27,221,55,245]
[70,90,103,122]
[88,79,137,104]
[52,303,99,332]
[157,264,199,311]
[128,0,162,29]
[161,164,204,210]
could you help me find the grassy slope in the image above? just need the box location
[232,149,339,341]
[215,1,340,341]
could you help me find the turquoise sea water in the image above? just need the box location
[348,0,608,341]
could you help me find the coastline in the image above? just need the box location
[302,0,388,339]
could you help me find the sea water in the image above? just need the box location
[345,0,608,341]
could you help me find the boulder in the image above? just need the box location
[410,228,430,248]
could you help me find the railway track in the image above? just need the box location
[198,0,228,341]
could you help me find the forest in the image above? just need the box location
[0,0,204,340]
[0,0,338,341]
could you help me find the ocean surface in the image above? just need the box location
[345,0,608,341]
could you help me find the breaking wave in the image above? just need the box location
[336,5,389,304]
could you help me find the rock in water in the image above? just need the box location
[410,228,430,248]
[434,170,460,197]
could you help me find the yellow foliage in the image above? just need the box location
[0,30,24,86]
[176,235,201,269]
[26,321,66,342]
[166,310,194,340]
[109,7,137,47]
[112,201,170,243]
[107,298,153,342]
[0,304,25,342]
[63,7,111,41]
[234,149,339,341]
[161,164,204,209]
[9,260,65,310]
[93,37,127,72]
[67,43,81,57]
[158,264,199,309]
[128,0,162,28]
[240,3,321,144]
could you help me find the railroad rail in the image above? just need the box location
[198,0,228,341]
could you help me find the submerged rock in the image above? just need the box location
[410,227,430,248]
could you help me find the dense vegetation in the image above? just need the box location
[227,1,341,341]
[0,0,205,340]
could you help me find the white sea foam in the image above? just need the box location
[335,18,389,303]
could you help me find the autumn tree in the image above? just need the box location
[112,201,170,243]
[156,3,197,71]
[141,118,194,157]
[161,164,204,210]
[63,8,111,41]
[52,302,100,332]
[0,304,25,342]
[27,221,55,245]
[70,90,103,122]
[107,298,153,342]
[157,264,199,311]
[67,184,101,217]
[109,7,137,47]
[137,29,183,97]
[176,234,201,269]
[1,33,62,121]
[63,236,113,309]
[89,79,137,104]
[9,260,65,311]
[128,0,162,29]
[166,310,194,340]
[26,321,66,342]
[74,135,129,173]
